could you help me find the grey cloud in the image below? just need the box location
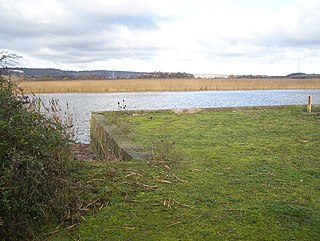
[0,0,161,39]
[0,0,163,65]
[0,14,158,38]
[200,30,320,62]
[257,8,320,48]
[3,30,159,63]
[2,0,319,74]
[256,27,320,49]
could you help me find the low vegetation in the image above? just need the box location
[18,78,320,93]
[0,74,80,240]
[51,107,320,240]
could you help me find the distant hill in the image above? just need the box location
[4,67,195,79]
[286,73,320,78]
[5,67,141,78]
[286,72,307,78]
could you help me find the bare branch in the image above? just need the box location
[0,51,22,68]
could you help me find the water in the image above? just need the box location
[36,90,320,143]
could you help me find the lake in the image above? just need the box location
[36,90,320,143]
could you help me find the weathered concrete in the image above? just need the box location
[172,105,306,114]
[90,112,149,161]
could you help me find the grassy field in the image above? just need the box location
[17,78,320,93]
[50,106,320,241]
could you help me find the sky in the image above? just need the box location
[1,0,320,75]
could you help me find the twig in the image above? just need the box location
[78,207,90,212]
[43,228,60,236]
[217,231,224,237]
[136,182,158,190]
[42,224,61,237]
[66,223,79,229]
[172,173,188,182]
[119,226,135,230]
[125,172,142,178]
[163,199,172,209]
[120,168,140,173]
[86,178,106,184]
[156,179,173,184]
[66,232,77,241]
[174,200,194,209]
[85,197,101,208]
[167,221,183,227]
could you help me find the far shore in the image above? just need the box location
[16,78,320,93]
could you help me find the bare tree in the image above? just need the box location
[0,51,21,69]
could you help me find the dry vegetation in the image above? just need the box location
[17,78,320,93]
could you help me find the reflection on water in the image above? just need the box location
[36,90,320,143]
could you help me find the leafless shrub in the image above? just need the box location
[149,137,179,166]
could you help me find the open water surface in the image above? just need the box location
[36,90,320,143]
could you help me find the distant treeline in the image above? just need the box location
[4,67,195,80]
[5,67,140,79]
[228,73,320,79]
[136,71,195,79]
[4,67,320,80]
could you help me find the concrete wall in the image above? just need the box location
[90,112,148,161]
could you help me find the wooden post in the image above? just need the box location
[307,95,312,113]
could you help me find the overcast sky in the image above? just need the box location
[1,0,320,75]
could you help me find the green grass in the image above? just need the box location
[51,107,320,241]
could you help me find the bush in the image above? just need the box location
[149,137,179,166]
[0,75,77,240]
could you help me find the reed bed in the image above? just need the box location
[18,78,320,93]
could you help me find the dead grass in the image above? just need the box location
[17,78,320,93]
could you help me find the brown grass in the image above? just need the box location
[17,78,320,93]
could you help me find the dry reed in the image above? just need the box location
[18,78,320,93]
